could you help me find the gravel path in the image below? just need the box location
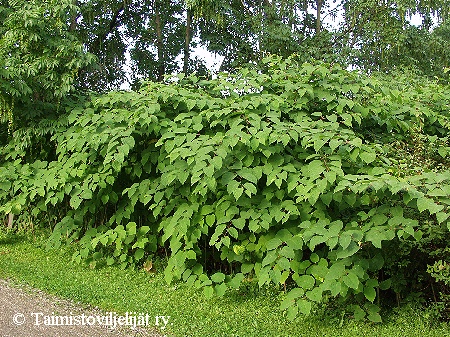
[0,280,167,337]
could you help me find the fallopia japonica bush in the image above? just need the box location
[1,55,450,321]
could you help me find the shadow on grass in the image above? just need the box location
[0,229,29,245]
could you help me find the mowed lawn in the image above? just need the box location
[0,230,449,337]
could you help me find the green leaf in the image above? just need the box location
[134,248,145,260]
[267,238,282,250]
[221,236,231,247]
[309,235,325,250]
[275,229,292,242]
[339,233,352,250]
[101,194,109,204]
[436,212,449,224]
[310,253,319,263]
[286,288,305,301]
[343,272,359,290]
[359,151,376,164]
[227,180,244,200]
[353,305,366,321]
[379,279,392,290]
[369,254,384,271]
[277,257,291,271]
[365,303,381,323]
[211,156,223,169]
[126,222,137,235]
[241,263,253,274]
[365,228,385,249]
[365,303,382,322]
[296,275,315,290]
[326,262,346,280]
[280,297,295,311]
[243,182,257,196]
[343,194,357,206]
[320,192,333,206]
[438,147,447,158]
[211,272,226,283]
[227,179,240,194]
[238,168,258,184]
[215,283,227,297]
[280,246,295,259]
[80,189,93,200]
[313,138,327,152]
[414,230,423,241]
[228,273,244,289]
[417,197,444,214]
[70,195,82,209]
[206,214,216,226]
[336,241,360,259]
[285,235,303,250]
[262,251,277,266]
[210,224,226,245]
[297,299,312,315]
[0,181,12,190]
[185,250,197,260]
[306,288,322,302]
[364,286,376,302]
[367,312,382,323]
[99,235,108,246]
[329,138,342,152]
[203,285,214,298]
[286,304,299,320]
[228,227,239,239]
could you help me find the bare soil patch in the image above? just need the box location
[0,279,166,337]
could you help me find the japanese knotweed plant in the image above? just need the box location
[1,55,449,321]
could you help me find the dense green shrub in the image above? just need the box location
[1,56,450,321]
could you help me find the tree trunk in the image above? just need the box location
[91,2,125,52]
[7,213,14,229]
[69,0,79,31]
[155,1,165,82]
[183,9,192,75]
[301,0,308,36]
[316,0,322,35]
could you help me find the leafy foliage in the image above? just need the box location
[0,0,94,107]
[1,56,450,321]
[0,0,95,147]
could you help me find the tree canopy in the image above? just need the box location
[2,0,449,100]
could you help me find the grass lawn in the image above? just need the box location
[0,229,449,337]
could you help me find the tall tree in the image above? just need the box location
[183,8,193,75]
[192,0,316,71]
[126,0,186,84]
[69,0,129,90]
[0,0,94,123]
[340,0,450,76]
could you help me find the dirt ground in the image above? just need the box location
[0,279,166,337]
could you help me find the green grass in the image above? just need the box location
[0,229,449,337]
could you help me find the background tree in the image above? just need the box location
[125,0,186,83]
[2,0,450,105]
[339,0,450,78]
[0,0,94,134]
[71,0,129,90]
